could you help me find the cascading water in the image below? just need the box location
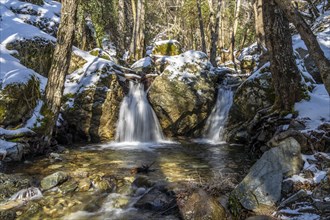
[203,84,234,143]
[116,81,165,142]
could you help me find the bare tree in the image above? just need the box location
[197,0,207,53]
[209,0,222,66]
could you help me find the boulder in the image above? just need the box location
[0,140,25,162]
[148,51,217,136]
[179,189,227,220]
[41,171,68,190]
[230,137,303,213]
[228,65,275,126]
[0,173,32,201]
[0,76,40,127]
[152,40,182,56]
[6,37,55,77]
[59,62,127,143]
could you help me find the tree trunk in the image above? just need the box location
[130,0,137,59]
[274,0,330,95]
[230,0,241,71]
[136,0,145,59]
[253,0,266,51]
[44,0,79,141]
[196,0,207,53]
[209,0,222,66]
[263,0,302,111]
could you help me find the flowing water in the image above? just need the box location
[116,81,164,143]
[0,141,251,219]
[203,86,234,143]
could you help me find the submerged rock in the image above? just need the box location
[41,171,68,190]
[179,189,227,220]
[230,137,303,213]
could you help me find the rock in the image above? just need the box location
[77,178,91,192]
[6,37,55,77]
[314,201,330,213]
[179,189,227,220]
[228,69,274,126]
[230,137,303,212]
[152,40,182,56]
[280,190,308,207]
[149,51,216,136]
[41,171,68,190]
[134,184,176,211]
[132,176,154,188]
[91,175,114,192]
[68,52,87,73]
[59,63,127,143]
[0,173,31,201]
[312,181,330,201]
[0,76,40,127]
[0,140,25,162]
[59,180,78,194]
[281,180,294,196]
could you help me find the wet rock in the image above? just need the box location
[77,178,91,192]
[134,184,176,211]
[132,176,154,188]
[91,176,115,192]
[179,189,226,220]
[59,180,78,194]
[41,171,68,190]
[49,153,62,162]
[0,173,31,201]
[312,181,330,201]
[314,201,330,213]
[231,137,303,212]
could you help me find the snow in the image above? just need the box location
[0,45,46,90]
[154,39,180,46]
[0,3,56,45]
[155,50,211,82]
[295,84,330,130]
[131,57,152,70]
[64,48,116,95]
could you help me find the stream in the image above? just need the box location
[0,140,251,219]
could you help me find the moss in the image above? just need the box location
[68,53,87,74]
[152,42,182,56]
[228,193,244,219]
[61,93,75,104]
[0,77,40,126]
[89,49,111,60]
[6,38,55,77]
[32,103,54,136]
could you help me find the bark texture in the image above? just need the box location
[263,0,302,111]
[44,0,79,139]
[197,0,207,53]
[274,0,330,95]
[209,0,222,66]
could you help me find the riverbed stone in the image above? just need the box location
[179,189,227,220]
[41,171,68,190]
[230,137,303,212]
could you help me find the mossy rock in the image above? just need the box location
[227,71,275,125]
[68,53,87,74]
[148,58,216,137]
[0,77,40,126]
[6,37,55,77]
[152,41,182,56]
[89,48,112,60]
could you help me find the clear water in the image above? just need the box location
[116,81,165,142]
[1,141,251,219]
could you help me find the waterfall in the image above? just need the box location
[203,85,233,143]
[116,81,165,143]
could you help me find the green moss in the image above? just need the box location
[228,193,244,219]
[32,103,54,136]
[61,93,75,104]
[152,42,182,56]
[89,49,111,60]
